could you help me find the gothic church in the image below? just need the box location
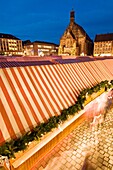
[58,11,93,56]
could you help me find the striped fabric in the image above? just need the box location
[0,59,113,145]
[102,59,113,75]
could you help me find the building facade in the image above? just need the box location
[24,41,59,56]
[58,11,93,56]
[0,33,23,56]
[94,33,113,57]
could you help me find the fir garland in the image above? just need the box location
[0,80,113,158]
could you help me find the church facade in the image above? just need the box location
[58,11,93,56]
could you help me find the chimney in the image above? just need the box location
[70,10,75,24]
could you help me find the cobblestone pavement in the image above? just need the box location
[33,107,113,170]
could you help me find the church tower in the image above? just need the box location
[70,10,75,24]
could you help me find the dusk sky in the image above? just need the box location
[1,0,113,44]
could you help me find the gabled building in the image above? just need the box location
[0,33,23,56]
[58,10,93,56]
[24,41,59,57]
[94,33,113,57]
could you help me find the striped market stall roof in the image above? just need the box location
[0,59,113,145]
[0,60,54,68]
[102,59,113,75]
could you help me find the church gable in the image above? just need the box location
[61,28,75,40]
[60,29,76,48]
[61,29,76,40]
[71,24,85,39]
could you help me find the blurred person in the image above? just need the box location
[81,152,95,170]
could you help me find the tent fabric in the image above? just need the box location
[0,59,113,145]
[102,59,113,75]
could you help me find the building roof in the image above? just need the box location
[34,41,59,46]
[62,23,93,43]
[22,40,31,46]
[0,33,20,40]
[94,33,113,42]
[69,30,76,39]
[23,40,59,46]
[75,23,92,42]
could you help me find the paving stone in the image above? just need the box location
[54,147,60,152]
[41,160,47,167]
[110,151,113,156]
[77,149,82,154]
[91,158,97,164]
[61,158,66,164]
[104,157,109,162]
[98,157,103,163]
[65,161,72,168]
[62,167,69,170]
[108,147,113,151]
[100,150,105,155]
[90,148,95,153]
[55,152,61,157]
[60,146,65,151]
[75,163,81,170]
[75,157,82,164]
[101,165,107,170]
[108,164,113,169]
[60,164,66,170]
[38,166,44,170]
[104,153,109,157]
[97,162,103,168]
[96,167,102,170]
[99,146,104,150]
[76,153,81,158]
[71,155,76,160]
[103,160,108,166]
[99,154,104,159]
[104,167,109,170]
[91,163,97,169]
[107,143,111,147]
[110,156,113,161]
[109,159,113,165]
[66,157,72,163]
[66,146,70,150]
[71,159,76,166]
[58,150,63,155]
[92,154,98,159]
[35,108,113,170]
[62,142,67,147]
[104,148,108,153]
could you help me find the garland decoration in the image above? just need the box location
[0,80,113,158]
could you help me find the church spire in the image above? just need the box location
[70,10,75,24]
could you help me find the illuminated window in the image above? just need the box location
[38,45,42,48]
[43,45,52,48]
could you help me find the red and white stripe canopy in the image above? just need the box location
[0,59,113,145]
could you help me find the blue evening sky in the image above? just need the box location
[0,0,113,44]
